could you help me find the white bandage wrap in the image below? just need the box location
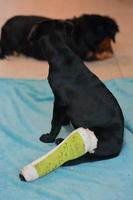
[77,128,98,154]
[21,165,39,181]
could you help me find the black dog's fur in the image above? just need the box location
[30,20,124,165]
[0,14,119,61]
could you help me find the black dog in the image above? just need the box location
[0,14,119,61]
[30,20,124,165]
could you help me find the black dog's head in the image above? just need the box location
[28,19,73,44]
[72,14,119,61]
[28,19,73,60]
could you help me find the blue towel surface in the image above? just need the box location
[0,78,133,200]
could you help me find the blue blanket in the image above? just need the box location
[0,78,133,200]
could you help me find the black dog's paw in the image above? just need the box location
[55,138,64,145]
[39,133,55,143]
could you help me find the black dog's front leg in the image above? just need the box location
[40,98,67,143]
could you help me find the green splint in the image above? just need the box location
[20,128,98,181]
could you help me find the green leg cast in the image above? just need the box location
[20,128,98,181]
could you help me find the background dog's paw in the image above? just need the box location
[39,133,55,143]
[55,138,64,145]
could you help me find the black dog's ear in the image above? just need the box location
[70,23,80,43]
[27,24,40,42]
[54,20,74,36]
[28,20,55,42]
[64,21,74,35]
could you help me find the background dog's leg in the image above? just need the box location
[40,97,68,143]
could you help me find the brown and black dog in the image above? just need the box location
[0,14,119,61]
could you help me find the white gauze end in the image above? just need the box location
[78,128,98,154]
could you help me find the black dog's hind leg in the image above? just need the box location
[55,127,123,166]
[40,97,68,143]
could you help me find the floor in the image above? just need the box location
[0,0,133,81]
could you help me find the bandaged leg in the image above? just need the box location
[20,128,98,182]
